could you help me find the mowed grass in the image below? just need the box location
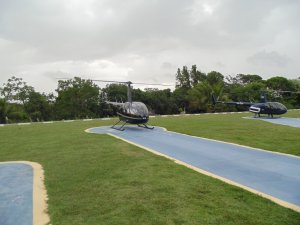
[0,111,299,225]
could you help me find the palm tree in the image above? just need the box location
[188,80,224,112]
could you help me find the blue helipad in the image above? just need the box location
[87,126,300,211]
[244,117,300,128]
[0,163,33,225]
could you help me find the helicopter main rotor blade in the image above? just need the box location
[92,80,172,86]
[130,82,172,86]
[91,79,130,84]
[56,78,130,84]
[56,77,74,80]
[57,78,172,86]
[277,90,300,94]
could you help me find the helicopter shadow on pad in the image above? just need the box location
[243,117,300,128]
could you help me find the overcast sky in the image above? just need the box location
[0,0,299,93]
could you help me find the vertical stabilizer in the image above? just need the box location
[260,92,267,103]
[211,93,218,105]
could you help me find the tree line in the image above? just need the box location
[0,66,299,123]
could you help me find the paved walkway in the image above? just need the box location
[244,117,300,128]
[0,163,33,225]
[87,126,300,211]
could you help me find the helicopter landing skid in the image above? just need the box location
[254,113,260,118]
[111,120,126,131]
[138,124,154,130]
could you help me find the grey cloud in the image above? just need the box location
[0,0,300,93]
[247,50,290,67]
[215,61,225,68]
[1,0,299,58]
[161,62,174,69]
[43,71,72,80]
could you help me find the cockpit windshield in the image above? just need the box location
[123,102,149,117]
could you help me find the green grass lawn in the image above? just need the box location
[0,111,300,225]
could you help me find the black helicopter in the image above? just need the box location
[212,91,288,118]
[94,80,169,131]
